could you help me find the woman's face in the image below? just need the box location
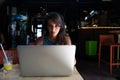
[47,19,61,38]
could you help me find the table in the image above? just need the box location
[0,64,84,80]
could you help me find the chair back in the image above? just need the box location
[0,50,3,64]
[0,49,19,64]
[99,34,115,46]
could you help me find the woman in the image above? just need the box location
[35,12,76,64]
[35,12,71,45]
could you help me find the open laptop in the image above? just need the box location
[17,45,76,77]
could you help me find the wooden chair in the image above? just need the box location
[98,34,120,75]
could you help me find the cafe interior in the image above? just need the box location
[0,0,120,80]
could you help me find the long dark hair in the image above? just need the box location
[42,12,69,44]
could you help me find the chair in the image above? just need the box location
[0,50,3,65]
[98,34,120,75]
[29,42,35,45]
[0,49,19,65]
[10,49,19,64]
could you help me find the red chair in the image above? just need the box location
[29,42,35,45]
[11,49,19,64]
[0,50,3,65]
[98,34,120,75]
[0,49,19,65]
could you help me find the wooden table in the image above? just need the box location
[0,64,84,80]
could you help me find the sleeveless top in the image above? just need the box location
[43,36,56,45]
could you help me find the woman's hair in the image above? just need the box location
[42,12,69,44]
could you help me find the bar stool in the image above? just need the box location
[98,34,120,75]
[117,34,120,68]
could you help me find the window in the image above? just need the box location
[37,24,42,38]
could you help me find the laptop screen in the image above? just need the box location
[17,45,76,77]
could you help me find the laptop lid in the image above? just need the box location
[17,45,76,77]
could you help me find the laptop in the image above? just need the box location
[17,45,76,77]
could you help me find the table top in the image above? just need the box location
[0,64,84,80]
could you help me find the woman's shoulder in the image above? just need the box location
[35,36,44,45]
[64,35,71,45]
[65,33,71,39]
[65,35,70,39]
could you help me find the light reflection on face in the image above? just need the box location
[47,19,61,38]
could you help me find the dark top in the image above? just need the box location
[43,36,56,45]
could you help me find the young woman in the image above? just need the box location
[35,12,76,65]
[35,12,71,45]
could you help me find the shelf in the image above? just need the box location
[80,27,120,29]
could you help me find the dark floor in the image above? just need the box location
[76,56,120,80]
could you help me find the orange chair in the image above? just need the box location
[98,34,120,75]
